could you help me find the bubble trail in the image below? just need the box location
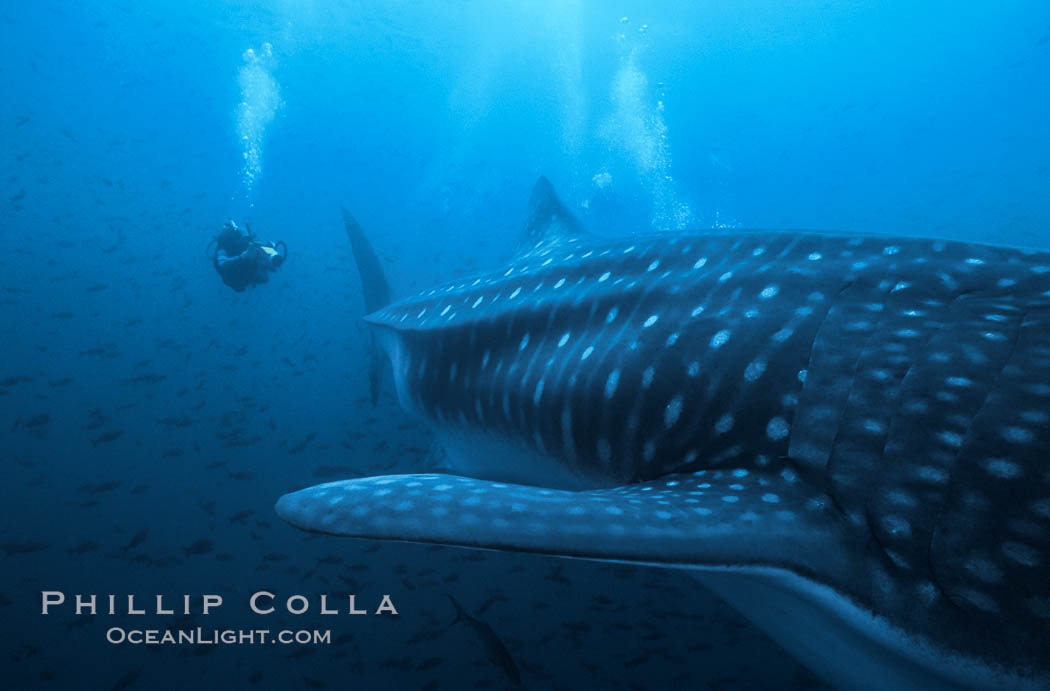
[237,42,280,204]
[601,19,692,230]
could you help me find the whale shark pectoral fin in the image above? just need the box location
[275,471,843,569]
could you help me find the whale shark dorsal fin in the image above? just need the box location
[516,177,585,257]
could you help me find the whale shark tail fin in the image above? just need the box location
[341,206,392,406]
[341,206,391,314]
[516,177,585,257]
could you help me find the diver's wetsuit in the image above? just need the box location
[213,222,283,291]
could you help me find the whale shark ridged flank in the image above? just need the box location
[277,178,1050,690]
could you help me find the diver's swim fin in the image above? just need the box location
[341,207,392,406]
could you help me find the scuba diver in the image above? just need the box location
[208,219,286,292]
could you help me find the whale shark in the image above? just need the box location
[277,178,1050,690]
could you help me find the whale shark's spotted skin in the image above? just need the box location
[279,180,1050,689]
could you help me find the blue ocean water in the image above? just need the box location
[1,1,1048,689]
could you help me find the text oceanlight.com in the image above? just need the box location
[106,628,331,645]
